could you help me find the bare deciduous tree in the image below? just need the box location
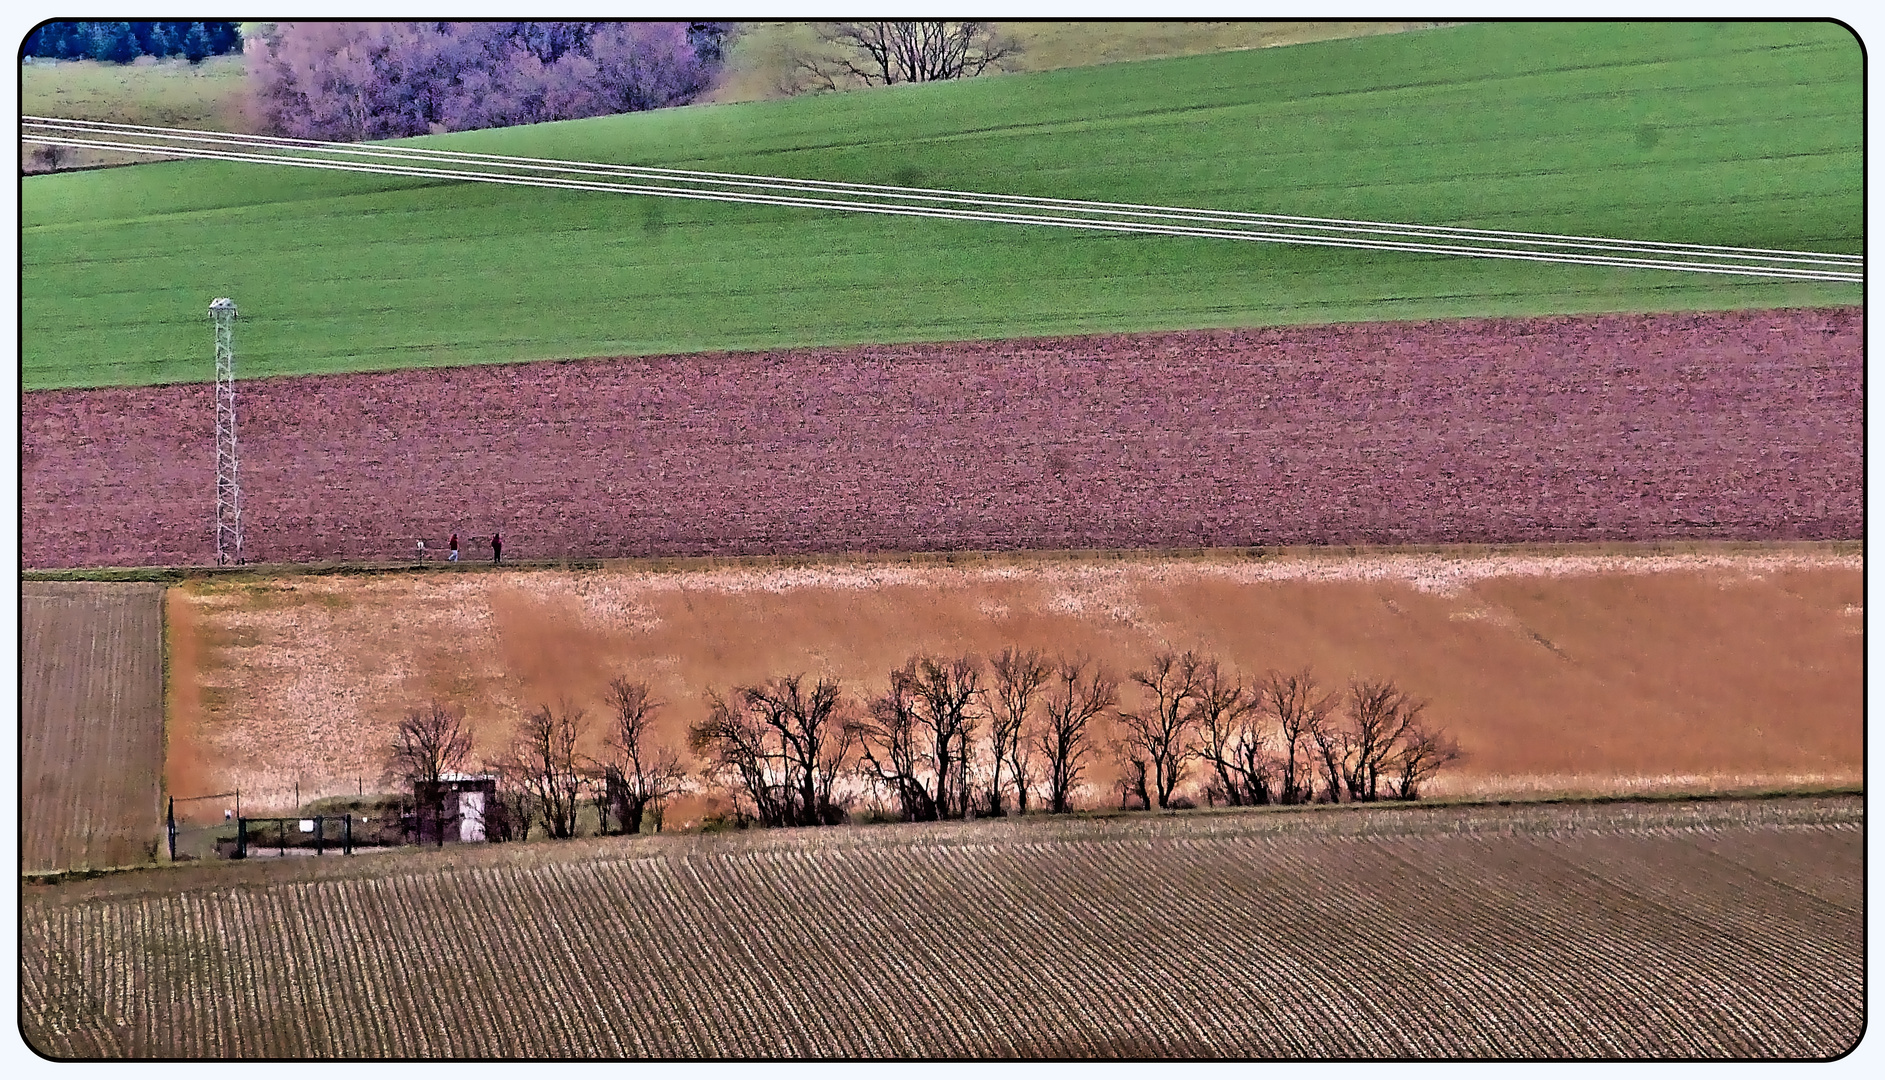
[1263,669,1334,804]
[1039,656,1117,814]
[911,655,983,820]
[596,676,687,835]
[1307,707,1353,803]
[385,700,473,789]
[1118,651,1205,810]
[1190,660,1269,806]
[1342,679,1424,802]
[250,22,723,140]
[385,700,475,844]
[490,773,536,842]
[852,666,935,822]
[691,674,852,827]
[1392,721,1463,801]
[853,655,983,821]
[792,21,1019,92]
[987,647,1051,815]
[505,700,588,839]
[1115,751,1152,810]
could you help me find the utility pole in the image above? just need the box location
[210,298,242,565]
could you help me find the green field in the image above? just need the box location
[705,21,1451,103]
[21,21,1862,390]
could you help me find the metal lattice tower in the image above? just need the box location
[210,298,242,565]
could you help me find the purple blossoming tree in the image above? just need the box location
[248,22,726,141]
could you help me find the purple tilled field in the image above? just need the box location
[20,307,1860,569]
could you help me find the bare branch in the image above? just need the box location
[1262,669,1336,804]
[1118,650,1205,809]
[1392,722,1464,801]
[504,700,589,838]
[1342,678,1424,802]
[852,655,983,821]
[595,677,686,835]
[1038,655,1117,814]
[691,674,851,827]
[1189,660,1266,806]
[795,21,1021,91]
[987,646,1051,815]
[385,700,473,789]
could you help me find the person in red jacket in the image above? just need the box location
[491,531,502,564]
[448,532,460,562]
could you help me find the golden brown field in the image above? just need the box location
[162,546,1861,817]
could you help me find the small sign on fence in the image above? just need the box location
[299,819,315,833]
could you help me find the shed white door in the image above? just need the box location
[459,791,486,842]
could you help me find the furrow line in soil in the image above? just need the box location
[365,873,437,1056]
[683,850,820,1054]
[528,860,636,1055]
[609,856,723,1055]
[714,849,857,1055]
[419,866,520,1056]
[777,845,931,1056]
[555,859,666,1056]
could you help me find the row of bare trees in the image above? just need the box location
[386,649,1462,840]
[687,649,1460,827]
[1117,652,1461,811]
[385,675,686,842]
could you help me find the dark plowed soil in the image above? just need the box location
[20,307,1860,569]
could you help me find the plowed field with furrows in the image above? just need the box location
[20,582,167,873]
[20,797,1862,1058]
[18,307,1859,569]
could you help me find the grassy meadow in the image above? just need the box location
[21,21,1862,389]
[20,52,250,128]
[20,54,251,171]
[704,20,1452,102]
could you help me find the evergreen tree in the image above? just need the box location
[207,22,242,55]
[146,24,173,58]
[52,22,91,59]
[182,22,211,64]
[92,22,140,64]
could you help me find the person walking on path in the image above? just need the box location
[491,531,502,564]
[449,533,460,562]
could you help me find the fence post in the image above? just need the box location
[315,816,324,856]
[167,797,176,861]
[344,813,353,856]
[236,817,247,859]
